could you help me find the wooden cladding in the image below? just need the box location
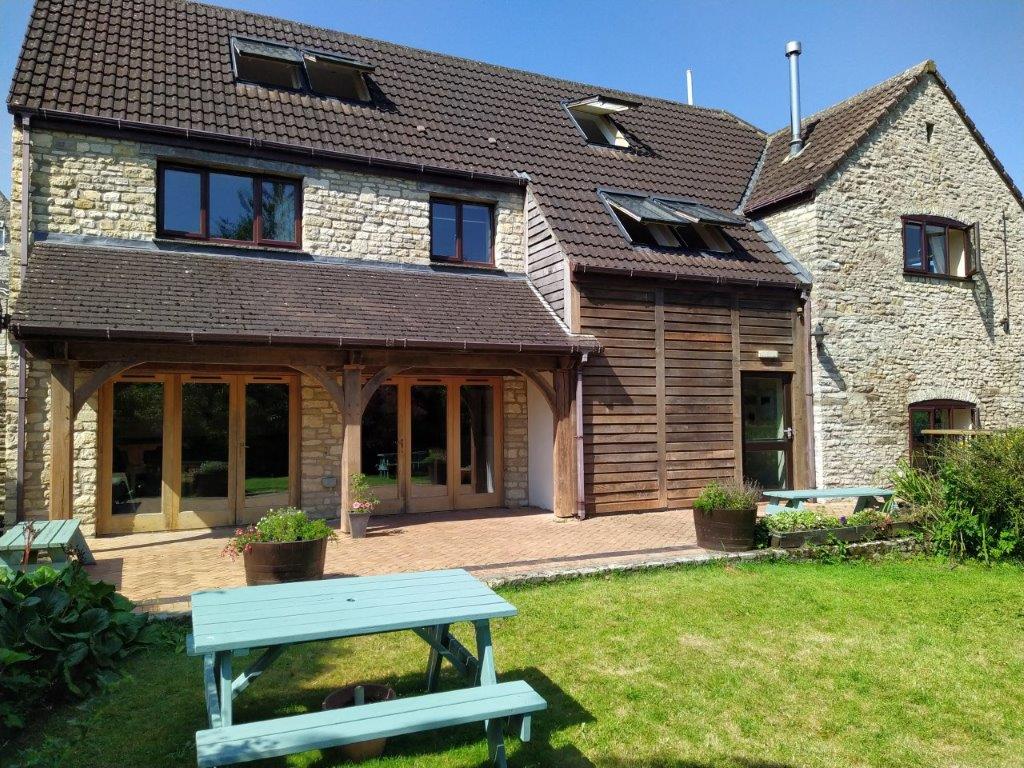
[525,192,567,320]
[578,277,804,514]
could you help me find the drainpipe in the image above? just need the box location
[14,116,30,521]
[786,41,804,156]
[801,291,818,486]
[575,352,587,519]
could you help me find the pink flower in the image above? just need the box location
[235,528,244,536]
[244,543,253,554]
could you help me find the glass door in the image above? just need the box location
[407,383,451,512]
[361,384,402,513]
[741,374,794,491]
[240,378,296,523]
[177,375,235,530]
[455,382,501,509]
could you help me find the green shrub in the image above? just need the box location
[762,507,892,534]
[693,480,761,513]
[222,507,336,558]
[890,429,1024,561]
[0,564,157,732]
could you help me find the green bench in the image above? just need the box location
[195,680,544,767]
[763,487,894,516]
[189,569,545,767]
[0,519,96,573]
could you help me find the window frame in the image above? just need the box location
[157,163,303,249]
[230,36,374,106]
[564,104,630,149]
[908,399,978,466]
[429,198,496,267]
[901,214,976,280]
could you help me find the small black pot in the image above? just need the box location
[349,514,371,539]
[693,506,757,552]
[323,684,397,762]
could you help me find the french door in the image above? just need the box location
[740,373,794,491]
[98,372,299,534]
[361,376,503,514]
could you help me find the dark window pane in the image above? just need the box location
[111,382,163,516]
[209,173,254,241]
[431,201,457,259]
[460,385,495,493]
[304,56,368,101]
[260,180,297,242]
[462,204,492,263]
[904,223,923,269]
[236,52,304,89]
[362,385,398,488]
[742,449,787,491]
[162,168,202,234]
[181,383,230,502]
[244,383,291,513]
[926,224,947,274]
[411,385,447,489]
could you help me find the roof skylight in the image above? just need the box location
[232,37,375,103]
[601,191,743,253]
[566,95,638,148]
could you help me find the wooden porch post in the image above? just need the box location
[552,366,578,520]
[49,362,75,520]
[340,365,363,533]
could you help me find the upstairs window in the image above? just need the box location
[903,215,976,278]
[602,191,742,254]
[232,37,374,103]
[158,164,301,248]
[566,96,637,148]
[430,199,494,265]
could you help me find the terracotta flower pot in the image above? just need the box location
[349,514,371,539]
[693,506,757,552]
[322,684,397,762]
[241,537,327,586]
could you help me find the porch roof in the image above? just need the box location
[12,241,593,354]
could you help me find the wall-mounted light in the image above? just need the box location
[810,321,827,349]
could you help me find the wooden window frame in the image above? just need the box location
[429,198,496,266]
[901,215,976,280]
[908,399,978,464]
[157,163,303,249]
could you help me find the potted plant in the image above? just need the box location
[692,480,762,552]
[222,507,336,585]
[348,473,379,540]
[322,683,397,761]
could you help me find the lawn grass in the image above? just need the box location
[12,558,1024,768]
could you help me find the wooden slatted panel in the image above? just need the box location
[739,297,796,364]
[663,289,736,506]
[525,193,566,319]
[579,283,660,514]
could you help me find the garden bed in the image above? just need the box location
[770,519,918,548]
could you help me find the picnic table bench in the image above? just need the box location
[763,486,894,516]
[0,519,95,573]
[187,569,545,767]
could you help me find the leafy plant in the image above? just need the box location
[221,507,336,559]
[0,564,157,734]
[348,473,380,516]
[693,480,762,513]
[762,507,896,534]
[890,429,1024,561]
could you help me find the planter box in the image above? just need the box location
[694,506,757,552]
[770,521,917,549]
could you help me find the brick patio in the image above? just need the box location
[85,508,709,613]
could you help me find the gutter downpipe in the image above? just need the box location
[575,352,588,519]
[800,290,818,486]
[15,116,30,522]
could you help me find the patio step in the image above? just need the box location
[195,680,546,767]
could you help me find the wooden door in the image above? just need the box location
[740,373,794,491]
[453,380,503,510]
[175,373,236,530]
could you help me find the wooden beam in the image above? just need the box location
[49,362,75,520]
[552,367,578,519]
[361,365,409,412]
[340,365,363,534]
[73,360,140,417]
[513,369,555,413]
[293,366,345,413]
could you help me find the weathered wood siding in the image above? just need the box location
[525,192,566,320]
[578,276,806,514]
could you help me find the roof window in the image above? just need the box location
[566,95,637,148]
[232,37,375,103]
[602,191,743,253]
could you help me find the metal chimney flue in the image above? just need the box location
[785,40,803,156]
[685,69,694,106]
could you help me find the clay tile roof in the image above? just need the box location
[7,0,803,287]
[12,241,592,352]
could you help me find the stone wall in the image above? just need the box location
[502,375,529,507]
[763,75,1024,486]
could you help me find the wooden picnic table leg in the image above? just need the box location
[426,623,450,693]
[473,620,508,768]
[217,651,233,727]
[69,527,96,565]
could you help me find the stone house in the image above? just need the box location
[3,0,1020,538]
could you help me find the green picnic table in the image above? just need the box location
[0,519,96,573]
[187,568,545,768]
[763,486,894,515]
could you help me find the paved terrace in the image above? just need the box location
[85,508,711,613]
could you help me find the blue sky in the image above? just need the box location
[2,0,1023,197]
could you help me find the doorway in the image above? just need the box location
[361,376,503,514]
[740,373,794,491]
[98,372,299,534]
